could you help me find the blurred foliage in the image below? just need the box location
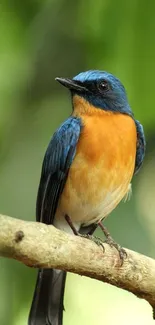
[0,0,155,324]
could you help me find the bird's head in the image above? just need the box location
[56,70,133,116]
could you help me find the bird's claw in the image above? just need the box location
[104,236,127,265]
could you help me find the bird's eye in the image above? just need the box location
[98,80,109,92]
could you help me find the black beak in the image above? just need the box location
[55,77,88,92]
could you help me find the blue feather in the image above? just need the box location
[36,117,82,224]
[134,120,146,174]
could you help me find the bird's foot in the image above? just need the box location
[65,215,104,250]
[104,235,127,265]
[98,221,127,265]
[79,234,105,251]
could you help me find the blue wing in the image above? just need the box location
[36,117,82,224]
[134,119,146,175]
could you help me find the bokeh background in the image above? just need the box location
[0,1,155,324]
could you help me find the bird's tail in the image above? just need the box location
[28,268,66,325]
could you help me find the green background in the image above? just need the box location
[0,1,155,324]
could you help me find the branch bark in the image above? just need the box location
[0,214,155,318]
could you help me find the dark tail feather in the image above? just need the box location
[28,269,66,325]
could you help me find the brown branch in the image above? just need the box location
[0,214,155,319]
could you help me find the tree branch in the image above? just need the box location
[0,214,155,318]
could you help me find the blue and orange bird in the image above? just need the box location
[28,70,145,325]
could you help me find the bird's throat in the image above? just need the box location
[72,95,113,117]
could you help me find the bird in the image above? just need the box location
[28,70,145,325]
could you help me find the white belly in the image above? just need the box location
[53,181,132,234]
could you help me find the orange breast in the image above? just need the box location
[58,98,137,226]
